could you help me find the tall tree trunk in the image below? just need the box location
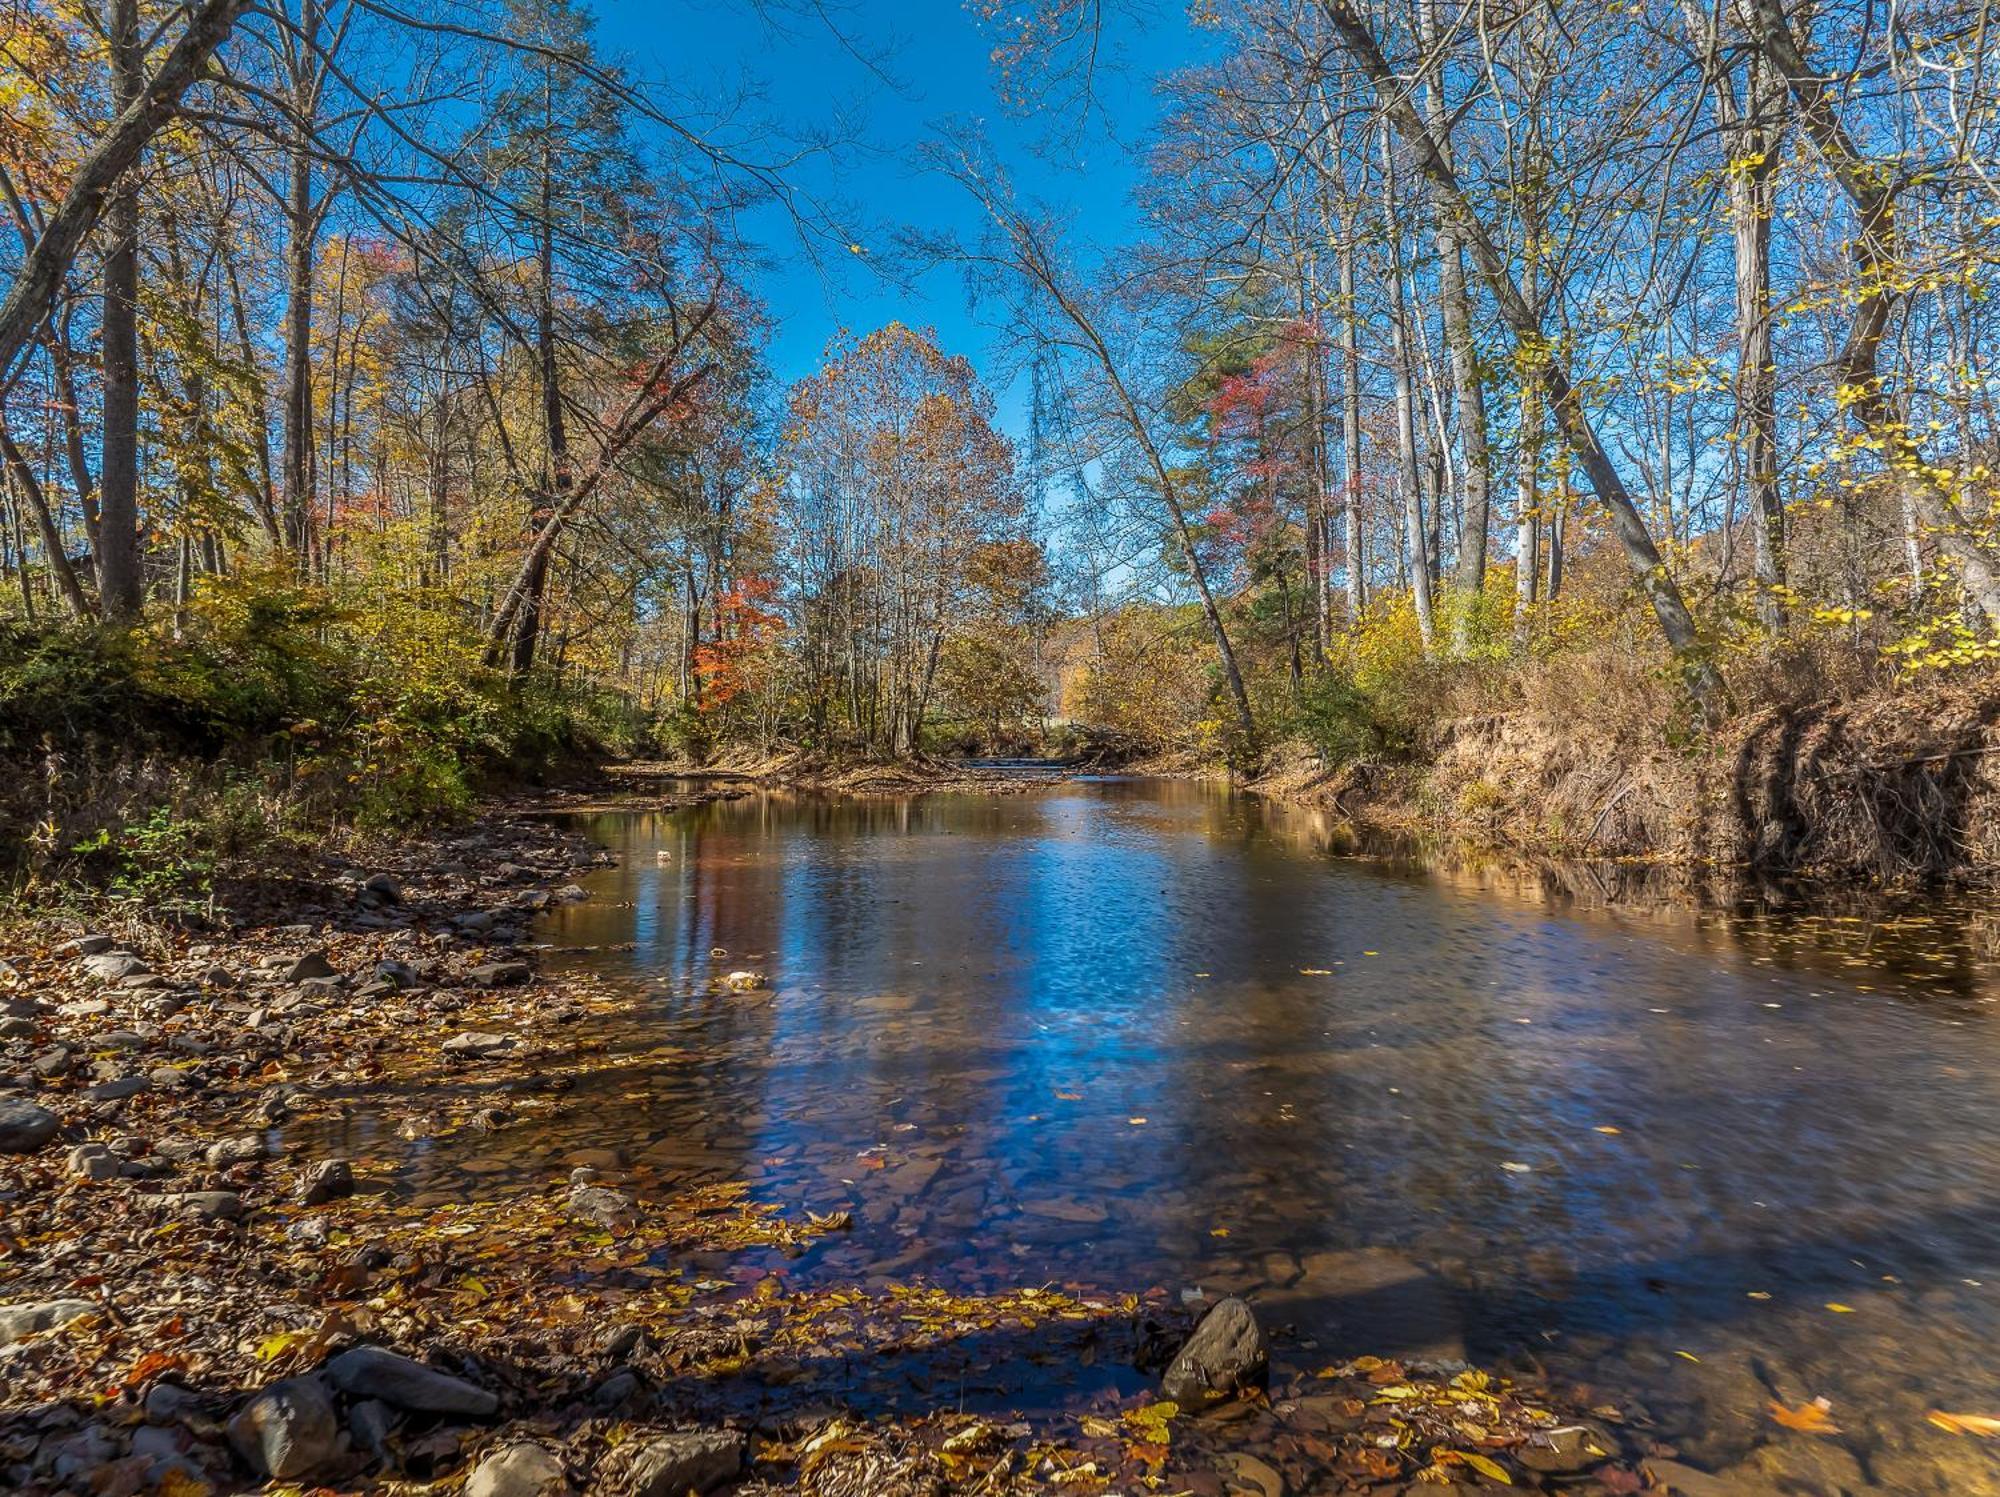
[96,0,145,622]
[1514,371,1539,645]
[1688,0,1788,629]
[511,113,571,675]
[1419,0,1491,649]
[281,0,321,568]
[1380,125,1435,652]
[1338,229,1366,620]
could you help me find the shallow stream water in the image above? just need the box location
[329,779,2000,1489]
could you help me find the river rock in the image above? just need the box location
[1163,1296,1268,1409]
[298,1159,354,1205]
[0,1016,38,1039]
[84,1075,150,1102]
[285,951,337,983]
[67,1143,118,1181]
[1518,1420,1620,1474]
[227,1374,339,1479]
[615,1430,743,1496]
[158,1190,242,1222]
[360,873,405,905]
[348,1399,396,1463]
[465,1440,567,1497]
[443,1031,518,1059]
[324,1345,499,1415]
[82,951,149,982]
[0,1098,58,1152]
[206,1133,267,1167]
[568,1184,636,1232]
[468,961,530,987]
[64,934,115,956]
[0,1299,97,1345]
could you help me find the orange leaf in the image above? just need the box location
[1769,1398,1841,1435]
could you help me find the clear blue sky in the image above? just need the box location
[587,0,1208,432]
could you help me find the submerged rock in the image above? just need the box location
[227,1374,339,1479]
[324,1345,499,1415]
[1162,1296,1268,1409]
[298,1159,354,1206]
[567,1184,637,1232]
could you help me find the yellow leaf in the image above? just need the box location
[1928,1410,2000,1437]
[1443,1449,1514,1484]
[1825,1302,1856,1313]
[256,1328,316,1362]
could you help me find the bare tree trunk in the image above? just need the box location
[1514,371,1539,644]
[510,106,572,675]
[1337,229,1366,621]
[1419,0,1491,649]
[96,0,145,622]
[1380,124,1435,652]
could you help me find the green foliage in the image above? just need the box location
[70,807,218,904]
[1287,668,1389,765]
[1,571,642,886]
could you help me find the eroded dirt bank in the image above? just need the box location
[0,797,1823,1497]
[1252,677,2000,891]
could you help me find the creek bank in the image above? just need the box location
[1249,675,2000,890]
[0,796,1735,1495]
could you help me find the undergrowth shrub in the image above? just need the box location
[1,571,639,888]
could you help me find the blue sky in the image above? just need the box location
[587,0,1208,431]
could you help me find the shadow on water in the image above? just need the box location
[297,779,2000,1484]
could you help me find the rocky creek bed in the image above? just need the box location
[0,798,1926,1496]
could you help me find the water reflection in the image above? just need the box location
[347,780,2000,1480]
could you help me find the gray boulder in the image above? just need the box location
[0,1299,97,1345]
[467,961,530,987]
[82,951,149,982]
[227,1375,339,1479]
[464,1441,567,1497]
[1162,1296,1268,1409]
[0,1098,57,1152]
[617,1430,743,1496]
[324,1345,499,1416]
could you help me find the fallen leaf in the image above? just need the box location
[1928,1410,2000,1437]
[1770,1398,1841,1435]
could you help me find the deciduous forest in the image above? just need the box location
[2,0,1997,878]
[4,1,2000,1494]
